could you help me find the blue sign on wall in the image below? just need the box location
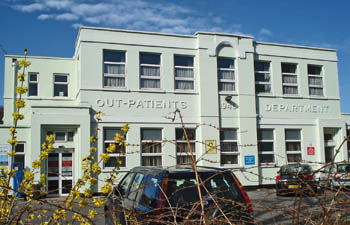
[244,155,255,165]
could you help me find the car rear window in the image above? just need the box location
[337,164,350,173]
[166,171,242,207]
[280,165,312,174]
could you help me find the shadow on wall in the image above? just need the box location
[0,106,3,124]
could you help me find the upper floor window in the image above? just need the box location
[174,55,194,90]
[140,53,161,89]
[257,129,274,164]
[141,128,162,166]
[53,74,68,97]
[47,131,74,142]
[308,65,323,96]
[285,129,302,163]
[281,63,298,95]
[217,57,235,92]
[220,129,238,165]
[104,128,126,168]
[28,73,38,96]
[103,50,126,88]
[176,128,196,164]
[254,61,271,94]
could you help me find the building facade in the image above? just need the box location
[1,26,350,196]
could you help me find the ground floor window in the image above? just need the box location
[220,129,238,165]
[103,128,126,168]
[176,128,196,165]
[14,143,25,169]
[285,129,302,163]
[141,129,162,166]
[257,129,274,164]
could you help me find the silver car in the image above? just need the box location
[319,162,350,190]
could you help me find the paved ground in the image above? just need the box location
[7,188,350,224]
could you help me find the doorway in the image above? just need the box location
[47,149,74,196]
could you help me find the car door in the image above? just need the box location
[125,173,145,221]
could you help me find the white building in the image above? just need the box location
[1,26,350,196]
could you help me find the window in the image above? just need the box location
[217,57,235,92]
[103,50,126,88]
[176,128,196,164]
[139,175,161,208]
[14,143,25,169]
[257,129,274,164]
[285,129,302,163]
[54,74,68,97]
[47,131,75,142]
[104,128,126,168]
[281,63,298,95]
[140,53,161,89]
[174,55,194,90]
[254,62,271,94]
[28,73,38,96]
[128,173,144,200]
[118,172,135,197]
[220,129,238,165]
[308,65,323,96]
[141,129,162,166]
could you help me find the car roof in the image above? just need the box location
[130,165,228,175]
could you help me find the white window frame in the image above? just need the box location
[285,129,302,163]
[217,57,235,93]
[220,129,239,166]
[47,131,75,143]
[257,129,275,164]
[103,128,126,169]
[53,74,69,97]
[103,50,126,88]
[176,128,196,164]
[141,128,162,166]
[254,61,271,94]
[308,64,324,97]
[174,55,195,91]
[140,53,161,89]
[281,63,298,95]
[28,72,39,97]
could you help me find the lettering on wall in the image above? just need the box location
[264,104,330,113]
[96,99,188,109]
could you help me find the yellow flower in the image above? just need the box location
[27,213,34,221]
[37,214,42,219]
[47,144,53,151]
[42,209,47,214]
[101,183,112,194]
[90,136,97,143]
[7,151,16,157]
[100,153,110,163]
[114,133,124,142]
[12,112,24,120]
[7,139,18,146]
[32,160,42,169]
[70,189,81,200]
[17,73,25,81]
[88,209,97,219]
[84,189,92,198]
[106,143,116,153]
[18,59,31,68]
[92,162,101,175]
[89,177,97,186]
[46,134,55,143]
[79,199,89,207]
[15,99,25,109]
[41,142,47,150]
[40,151,48,160]
[16,86,28,94]
[122,124,129,133]
[89,146,97,153]
[93,197,104,207]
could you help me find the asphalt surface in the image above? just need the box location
[7,188,350,224]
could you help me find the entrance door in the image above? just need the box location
[47,151,73,196]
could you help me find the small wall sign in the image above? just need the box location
[307,146,315,155]
[205,140,217,154]
[244,155,255,165]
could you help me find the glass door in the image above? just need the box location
[47,151,73,196]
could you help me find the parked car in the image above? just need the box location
[104,166,254,225]
[276,164,317,196]
[319,162,350,191]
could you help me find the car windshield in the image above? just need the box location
[337,164,350,173]
[280,165,312,174]
[166,171,241,207]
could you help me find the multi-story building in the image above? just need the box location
[0,26,349,196]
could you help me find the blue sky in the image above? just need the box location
[1,0,350,112]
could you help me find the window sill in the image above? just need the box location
[256,93,273,97]
[138,89,166,93]
[309,96,326,100]
[220,165,243,169]
[173,90,198,94]
[102,87,131,92]
[219,92,238,96]
[103,168,127,173]
[259,163,278,168]
[282,95,302,99]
